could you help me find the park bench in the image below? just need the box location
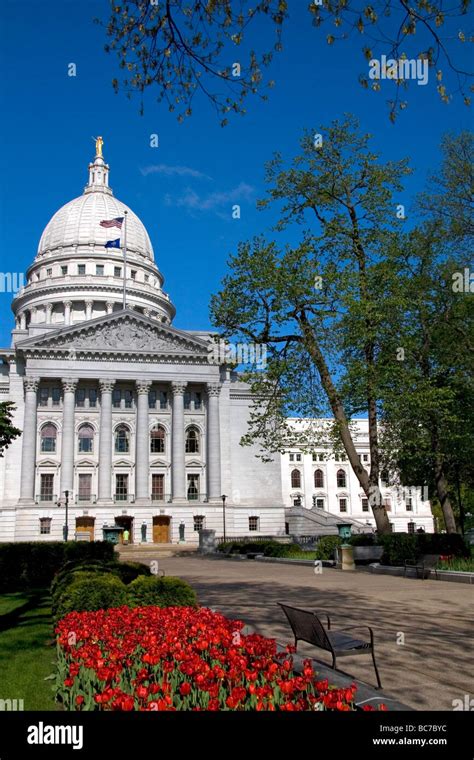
[278,602,382,689]
[403,554,439,580]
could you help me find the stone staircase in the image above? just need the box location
[115,543,198,563]
[286,506,371,537]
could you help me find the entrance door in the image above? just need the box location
[76,516,95,541]
[115,516,134,544]
[153,516,170,543]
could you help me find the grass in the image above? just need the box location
[0,589,58,710]
[435,557,474,572]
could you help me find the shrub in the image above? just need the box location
[348,534,376,546]
[51,567,120,617]
[314,536,342,560]
[0,541,114,592]
[114,561,151,585]
[55,575,128,622]
[127,576,197,608]
[377,533,469,566]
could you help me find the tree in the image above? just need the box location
[99,1,472,123]
[211,116,412,533]
[376,222,473,533]
[98,0,287,123]
[0,402,21,457]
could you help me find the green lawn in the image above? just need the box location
[0,590,57,710]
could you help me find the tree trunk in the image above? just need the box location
[434,456,457,533]
[299,312,391,534]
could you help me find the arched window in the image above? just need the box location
[150,425,165,454]
[78,424,94,453]
[290,469,301,488]
[314,469,324,488]
[336,469,347,488]
[115,424,130,454]
[185,426,200,454]
[40,423,57,453]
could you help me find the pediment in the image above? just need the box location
[16,310,210,360]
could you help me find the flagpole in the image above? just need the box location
[122,210,128,309]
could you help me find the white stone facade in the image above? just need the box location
[282,419,434,534]
[0,143,433,543]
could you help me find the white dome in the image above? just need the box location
[38,192,154,261]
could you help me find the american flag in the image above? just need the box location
[100,217,124,229]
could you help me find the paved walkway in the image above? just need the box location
[155,555,473,711]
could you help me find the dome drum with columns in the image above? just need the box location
[12,139,175,332]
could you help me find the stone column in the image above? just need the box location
[64,301,72,326]
[207,383,222,500]
[106,301,114,315]
[171,382,186,500]
[97,380,115,503]
[60,378,78,496]
[85,300,93,320]
[29,306,37,325]
[19,377,39,503]
[45,303,53,324]
[135,381,151,503]
[19,311,26,330]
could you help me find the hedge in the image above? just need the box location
[0,541,115,592]
[127,576,198,608]
[378,533,469,566]
[54,576,128,622]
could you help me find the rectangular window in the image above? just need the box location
[295,453,302,462]
[339,498,347,513]
[114,266,122,278]
[78,431,93,454]
[187,474,199,501]
[130,269,137,280]
[407,521,415,534]
[78,264,86,275]
[363,454,369,462]
[46,268,52,277]
[151,473,164,501]
[184,392,191,410]
[159,391,167,410]
[148,390,157,409]
[193,515,205,532]
[144,274,149,283]
[40,473,54,501]
[406,498,413,511]
[194,392,202,410]
[39,388,49,407]
[312,453,317,461]
[113,389,121,408]
[362,498,369,512]
[384,497,392,512]
[124,390,133,408]
[115,474,128,501]
[52,387,61,406]
[289,454,294,462]
[316,498,324,510]
[88,388,97,407]
[39,517,52,535]
[78,474,92,501]
[61,265,68,276]
[249,516,259,532]
[96,264,104,276]
[76,388,86,407]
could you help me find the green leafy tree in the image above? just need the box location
[211,116,411,534]
[0,402,21,457]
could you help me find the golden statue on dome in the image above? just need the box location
[95,136,104,157]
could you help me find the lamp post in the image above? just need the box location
[58,490,69,541]
[221,494,227,543]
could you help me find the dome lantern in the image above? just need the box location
[84,136,112,196]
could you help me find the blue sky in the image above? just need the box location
[0,0,471,347]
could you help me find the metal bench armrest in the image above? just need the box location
[336,625,374,643]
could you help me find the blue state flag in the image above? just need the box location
[105,238,121,249]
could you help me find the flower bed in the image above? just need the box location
[55,606,386,711]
